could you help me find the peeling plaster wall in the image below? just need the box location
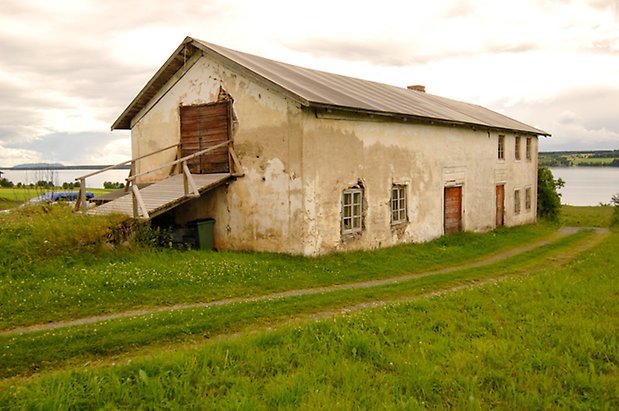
[131,54,306,254]
[300,112,538,255]
[130,53,538,256]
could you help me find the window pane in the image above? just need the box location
[353,192,360,204]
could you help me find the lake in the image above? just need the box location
[0,169,130,189]
[550,167,619,206]
[1,166,617,206]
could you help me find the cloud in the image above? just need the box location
[1,0,618,167]
[0,143,42,167]
[4,131,130,166]
[498,87,619,151]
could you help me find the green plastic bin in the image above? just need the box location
[195,219,215,251]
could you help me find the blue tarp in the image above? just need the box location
[33,191,94,203]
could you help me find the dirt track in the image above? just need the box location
[1,227,610,337]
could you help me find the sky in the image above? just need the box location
[0,0,618,167]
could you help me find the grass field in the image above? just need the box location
[0,206,557,330]
[572,156,615,165]
[0,205,616,408]
[0,186,112,210]
[560,205,615,228]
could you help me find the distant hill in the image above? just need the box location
[13,163,64,169]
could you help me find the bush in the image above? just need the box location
[537,166,564,221]
[103,181,125,189]
[0,177,14,188]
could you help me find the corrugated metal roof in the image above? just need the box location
[113,37,550,136]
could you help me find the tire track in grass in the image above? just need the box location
[1,227,609,337]
[0,227,609,384]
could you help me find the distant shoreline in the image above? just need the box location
[0,165,131,170]
[540,149,619,168]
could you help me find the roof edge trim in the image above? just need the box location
[112,37,195,130]
[309,103,551,137]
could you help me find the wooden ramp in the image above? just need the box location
[87,173,231,219]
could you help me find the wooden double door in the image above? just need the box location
[180,101,232,174]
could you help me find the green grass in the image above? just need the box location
[0,205,557,330]
[560,205,615,227]
[0,187,112,210]
[1,231,615,409]
[0,229,597,379]
[572,156,615,165]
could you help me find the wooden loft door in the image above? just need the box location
[444,186,463,235]
[180,101,231,174]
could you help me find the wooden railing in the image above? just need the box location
[74,143,180,212]
[75,140,244,219]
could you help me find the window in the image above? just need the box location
[514,189,521,214]
[525,187,532,210]
[498,135,505,160]
[526,137,532,160]
[391,185,407,224]
[515,136,521,160]
[342,188,363,234]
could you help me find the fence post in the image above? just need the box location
[79,178,87,211]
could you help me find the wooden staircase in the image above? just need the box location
[87,173,231,219]
[75,140,243,220]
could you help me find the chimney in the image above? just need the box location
[407,85,426,93]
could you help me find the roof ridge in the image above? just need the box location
[112,36,550,136]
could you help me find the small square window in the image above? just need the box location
[342,188,363,234]
[525,187,532,210]
[526,138,532,160]
[498,135,505,160]
[514,189,521,214]
[391,185,407,224]
[515,136,521,160]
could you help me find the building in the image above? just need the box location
[110,37,550,255]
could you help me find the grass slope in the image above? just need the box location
[1,230,616,409]
[0,230,594,379]
[0,207,556,330]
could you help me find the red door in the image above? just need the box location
[496,184,505,227]
[180,101,231,174]
[444,186,462,235]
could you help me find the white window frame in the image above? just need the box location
[514,189,521,214]
[525,187,532,211]
[498,135,505,160]
[391,185,407,225]
[342,188,363,234]
[526,137,532,160]
[515,136,521,160]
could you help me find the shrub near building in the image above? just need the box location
[537,166,564,221]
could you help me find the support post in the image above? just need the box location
[182,161,200,197]
[125,161,135,192]
[131,184,149,219]
[77,178,87,211]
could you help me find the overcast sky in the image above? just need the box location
[0,0,617,166]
